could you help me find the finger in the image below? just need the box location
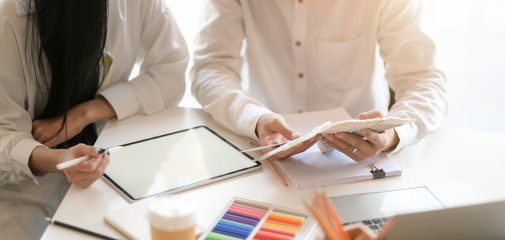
[95,154,110,174]
[321,137,361,161]
[73,144,101,159]
[272,135,320,160]
[360,129,389,152]
[73,176,100,188]
[288,136,320,155]
[333,132,374,153]
[357,109,384,120]
[77,156,109,186]
[64,156,107,184]
[78,155,105,172]
[269,118,299,140]
[360,129,381,144]
[31,121,41,136]
[323,134,357,153]
[261,134,287,147]
[32,130,41,141]
[34,129,51,143]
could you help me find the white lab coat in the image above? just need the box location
[190,0,448,153]
[0,0,188,238]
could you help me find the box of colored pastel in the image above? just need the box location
[200,197,316,240]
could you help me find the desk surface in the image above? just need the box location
[41,107,505,240]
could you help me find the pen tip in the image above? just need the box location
[44,217,52,223]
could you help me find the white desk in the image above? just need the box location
[41,107,505,239]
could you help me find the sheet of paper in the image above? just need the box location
[257,108,413,160]
[268,108,402,188]
[282,107,353,135]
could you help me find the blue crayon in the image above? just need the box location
[223,212,259,226]
[213,222,251,238]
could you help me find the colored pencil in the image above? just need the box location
[305,189,352,240]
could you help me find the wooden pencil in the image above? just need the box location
[250,142,288,186]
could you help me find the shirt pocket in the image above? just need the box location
[317,36,367,90]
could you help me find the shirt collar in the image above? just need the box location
[15,0,36,16]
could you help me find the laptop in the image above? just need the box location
[384,199,505,239]
[330,182,483,233]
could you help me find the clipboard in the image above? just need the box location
[103,126,261,201]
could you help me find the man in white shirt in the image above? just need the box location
[190,0,447,160]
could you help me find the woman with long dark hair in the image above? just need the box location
[0,0,188,238]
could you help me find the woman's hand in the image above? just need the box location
[32,114,85,147]
[28,144,110,188]
[60,144,110,188]
[321,109,399,161]
[256,113,319,160]
[32,97,116,147]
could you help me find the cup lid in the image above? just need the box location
[147,196,198,231]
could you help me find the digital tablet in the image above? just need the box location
[103,126,261,201]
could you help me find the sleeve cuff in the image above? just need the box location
[99,82,139,120]
[236,104,273,140]
[10,138,43,184]
[388,123,417,155]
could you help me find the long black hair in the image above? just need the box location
[27,0,109,148]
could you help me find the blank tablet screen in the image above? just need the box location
[103,126,261,201]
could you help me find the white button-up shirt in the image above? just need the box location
[190,0,447,152]
[0,0,188,184]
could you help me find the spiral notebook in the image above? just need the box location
[271,108,403,189]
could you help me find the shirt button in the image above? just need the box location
[295,41,301,46]
[103,55,113,67]
[298,73,304,78]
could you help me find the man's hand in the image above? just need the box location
[256,113,319,160]
[321,109,399,161]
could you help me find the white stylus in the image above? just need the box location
[56,148,110,170]
[240,142,287,153]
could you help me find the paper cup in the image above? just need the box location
[147,196,198,240]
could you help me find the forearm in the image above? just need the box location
[69,96,116,127]
[28,146,64,175]
[379,0,447,150]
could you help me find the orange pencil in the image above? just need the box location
[320,190,351,240]
[304,201,340,240]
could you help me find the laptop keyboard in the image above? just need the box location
[343,217,390,233]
